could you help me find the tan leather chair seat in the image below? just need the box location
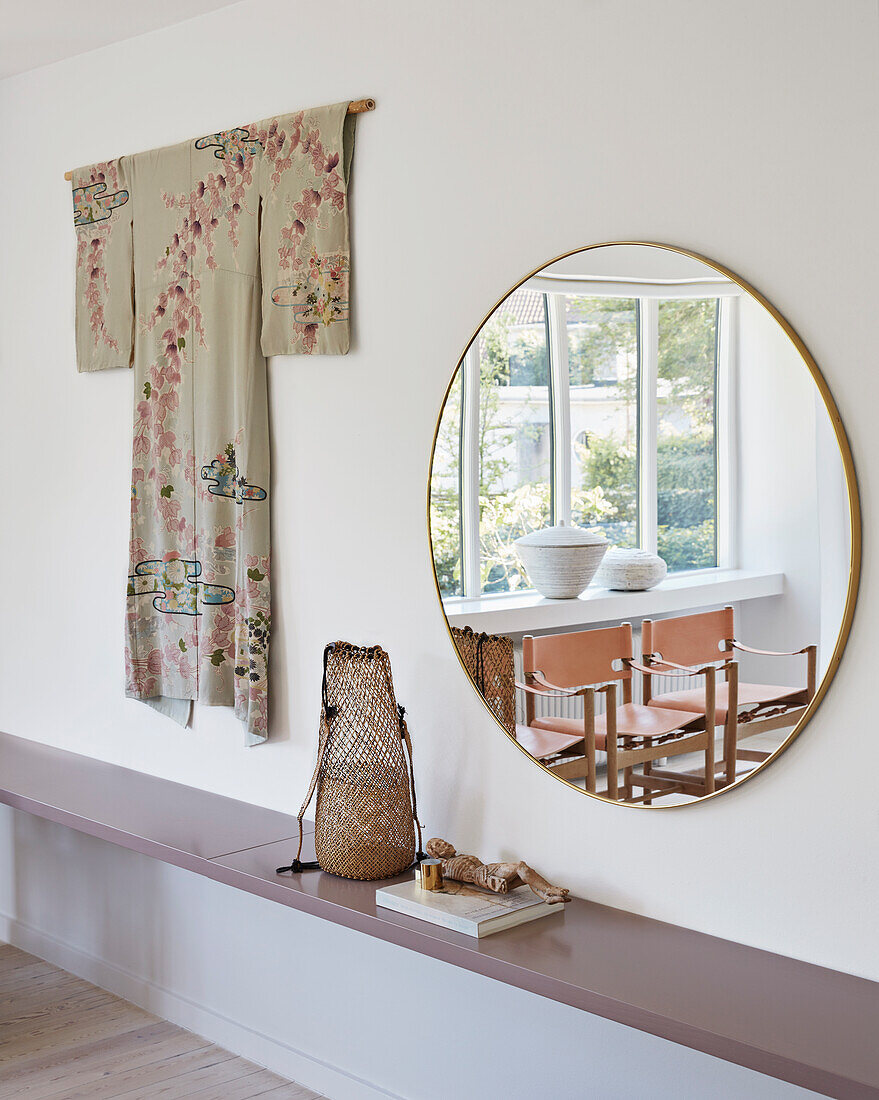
[516,723,591,759]
[523,701,702,760]
[648,682,802,724]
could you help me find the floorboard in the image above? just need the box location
[0,945,324,1100]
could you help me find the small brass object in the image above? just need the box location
[419,858,444,891]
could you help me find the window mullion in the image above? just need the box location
[548,294,571,525]
[716,296,737,569]
[461,345,482,596]
[639,298,659,553]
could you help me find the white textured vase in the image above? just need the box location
[594,548,667,591]
[514,522,609,599]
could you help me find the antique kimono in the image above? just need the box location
[72,102,355,744]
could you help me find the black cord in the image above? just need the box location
[276,859,320,874]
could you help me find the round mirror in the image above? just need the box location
[429,243,860,806]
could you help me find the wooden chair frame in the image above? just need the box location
[640,650,739,787]
[723,634,816,778]
[518,627,729,803]
[621,657,719,803]
[642,606,818,786]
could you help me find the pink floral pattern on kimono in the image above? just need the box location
[72,159,132,370]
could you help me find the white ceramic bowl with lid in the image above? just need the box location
[514,521,609,599]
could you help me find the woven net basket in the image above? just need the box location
[451,626,516,737]
[280,642,424,881]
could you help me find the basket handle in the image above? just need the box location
[398,704,425,862]
[276,644,335,874]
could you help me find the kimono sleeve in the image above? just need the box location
[257,102,355,356]
[71,158,133,373]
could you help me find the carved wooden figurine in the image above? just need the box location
[424,838,570,904]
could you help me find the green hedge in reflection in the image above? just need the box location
[582,433,716,570]
[657,434,715,530]
[658,520,717,572]
[579,435,638,532]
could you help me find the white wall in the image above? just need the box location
[1,0,877,1036]
[735,294,829,684]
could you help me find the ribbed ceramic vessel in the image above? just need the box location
[594,548,667,591]
[514,522,609,599]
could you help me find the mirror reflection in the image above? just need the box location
[429,244,856,805]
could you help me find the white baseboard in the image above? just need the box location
[0,911,403,1100]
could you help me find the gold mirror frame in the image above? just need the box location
[427,242,862,807]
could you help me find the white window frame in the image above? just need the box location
[452,283,737,599]
[461,343,482,597]
[548,292,572,526]
[639,297,660,555]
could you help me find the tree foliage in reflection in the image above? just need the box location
[430,369,463,597]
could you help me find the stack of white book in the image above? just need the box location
[376,878,562,938]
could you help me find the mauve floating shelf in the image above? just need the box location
[0,730,876,1098]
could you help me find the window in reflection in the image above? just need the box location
[443,287,730,598]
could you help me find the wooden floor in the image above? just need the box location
[0,944,323,1099]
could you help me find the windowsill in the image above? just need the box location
[443,569,784,634]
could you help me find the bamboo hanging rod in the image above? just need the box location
[64,98,375,181]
